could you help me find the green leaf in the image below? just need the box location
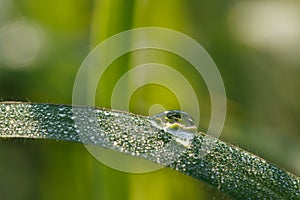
[0,102,299,199]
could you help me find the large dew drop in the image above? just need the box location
[150,110,197,146]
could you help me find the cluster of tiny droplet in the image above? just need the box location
[0,102,190,165]
[0,102,299,199]
[169,133,300,199]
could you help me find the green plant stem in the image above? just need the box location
[0,102,299,199]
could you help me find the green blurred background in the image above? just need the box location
[0,0,299,199]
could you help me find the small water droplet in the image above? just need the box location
[58,113,67,118]
[150,110,197,146]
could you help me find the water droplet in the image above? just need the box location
[58,113,67,118]
[150,110,197,146]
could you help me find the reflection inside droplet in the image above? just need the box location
[150,110,197,146]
